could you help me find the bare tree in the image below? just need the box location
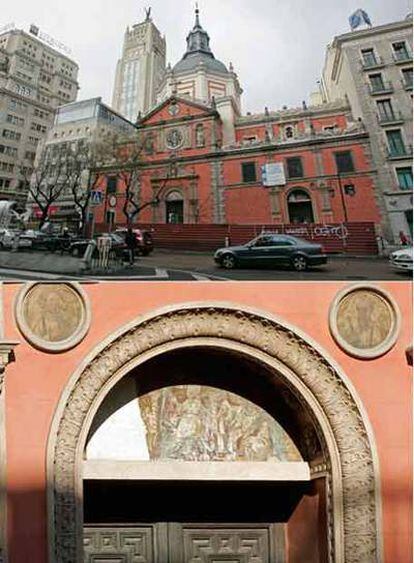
[67,137,120,235]
[98,133,173,228]
[24,143,73,228]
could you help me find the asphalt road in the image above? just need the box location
[0,249,411,281]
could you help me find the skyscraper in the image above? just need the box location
[0,26,79,206]
[111,9,166,121]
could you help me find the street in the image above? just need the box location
[0,249,411,281]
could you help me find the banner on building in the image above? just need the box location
[261,163,286,187]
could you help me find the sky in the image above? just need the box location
[1,0,411,113]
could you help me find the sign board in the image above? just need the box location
[28,24,72,55]
[33,205,59,218]
[261,163,286,187]
[108,195,117,208]
[90,190,104,206]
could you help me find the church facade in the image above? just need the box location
[93,9,384,240]
[0,280,411,562]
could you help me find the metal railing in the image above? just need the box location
[368,81,393,94]
[361,55,384,69]
[393,51,413,63]
[387,144,413,159]
[377,110,404,124]
[401,78,413,90]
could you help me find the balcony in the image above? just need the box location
[361,55,384,70]
[377,110,404,125]
[387,144,412,160]
[393,51,413,64]
[368,81,394,95]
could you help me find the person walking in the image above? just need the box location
[125,227,137,266]
[399,231,410,246]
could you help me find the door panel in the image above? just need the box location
[169,523,276,563]
[84,525,165,563]
[84,523,282,563]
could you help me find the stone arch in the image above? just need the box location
[286,187,316,223]
[47,302,382,563]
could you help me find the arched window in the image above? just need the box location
[287,189,314,224]
[195,124,205,148]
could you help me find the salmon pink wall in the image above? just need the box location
[2,281,411,563]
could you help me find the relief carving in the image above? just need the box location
[330,285,400,359]
[139,386,301,462]
[15,283,91,352]
[51,306,381,563]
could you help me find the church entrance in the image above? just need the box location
[49,305,382,563]
[81,348,324,563]
[287,189,314,224]
[165,192,184,223]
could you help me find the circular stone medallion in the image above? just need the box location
[166,128,184,150]
[15,282,91,352]
[329,284,401,359]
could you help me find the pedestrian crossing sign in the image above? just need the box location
[90,190,104,206]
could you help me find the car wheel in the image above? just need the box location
[222,253,237,269]
[291,255,308,272]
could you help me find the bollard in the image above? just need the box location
[225,236,231,247]
[79,240,97,272]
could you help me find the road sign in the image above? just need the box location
[90,190,104,206]
[108,195,117,208]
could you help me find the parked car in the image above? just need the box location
[0,228,16,249]
[70,233,127,259]
[0,228,37,249]
[114,228,154,256]
[214,234,328,271]
[389,246,413,272]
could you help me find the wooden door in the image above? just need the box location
[84,522,282,563]
[168,522,282,563]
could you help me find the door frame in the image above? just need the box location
[47,302,383,563]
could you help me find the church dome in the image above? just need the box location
[173,7,229,75]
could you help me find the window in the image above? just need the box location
[107,176,117,194]
[286,157,304,178]
[402,68,413,88]
[386,130,406,155]
[0,144,18,157]
[6,114,24,126]
[396,167,413,189]
[377,99,394,120]
[241,162,257,183]
[2,129,21,141]
[392,41,410,61]
[334,151,355,173]
[369,73,385,91]
[361,48,377,66]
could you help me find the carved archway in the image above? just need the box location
[47,303,382,563]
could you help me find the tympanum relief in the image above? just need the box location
[87,385,301,462]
